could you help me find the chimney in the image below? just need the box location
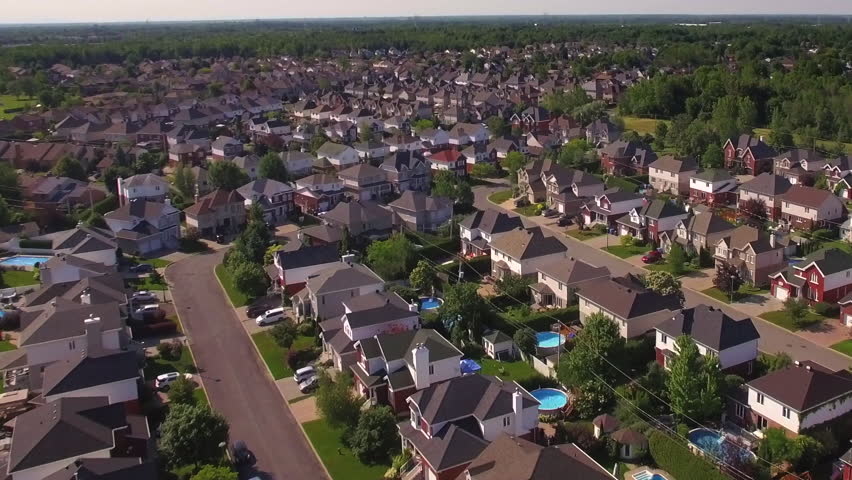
[805,365,812,371]
[409,303,418,313]
[84,315,102,356]
[512,387,524,435]
[412,342,430,390]
[80,287,92,305]
[341,253,356,265]
[794,360,801,367]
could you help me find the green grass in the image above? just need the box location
[0,95,36,120]
[567,228,606,241]
[494,305,579,334]
[0,340,16,352]
[0,270,38,287]
[487,189,513,204]
[193,387,209,407]
[622,116,669,136]
[128,276,167,291]
[701,287,738,304]
[601,244,646,258]
[513,205,539,217]
[478,358,538,384]
[143,347,196,379]
[214,263,251,307]
[643,262,698,277]
[251,331,315,380]
[830,340,852,357]
[759,310,827,332]
[302,418,391,480]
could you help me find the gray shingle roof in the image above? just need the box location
[656,305,759,351]
[489,227,567,260]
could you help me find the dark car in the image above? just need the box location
[557,216,573,227]
[641,250,662,264]
[216,234,226,244]
[231,440,255,466]
[130,263,153,273]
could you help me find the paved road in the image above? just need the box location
[166,250,327,480]
[473,184,852,371]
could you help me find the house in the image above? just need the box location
[351,328,462,412]
[822,155,852,196]
[26,176,107,214]
[599,141,657,176]
[320,291,419,371]
[581,189,645,228]
[780,185,846,230]
[292,260,385,320]
[490,227,568,279]
[232,154,261,181]
[773,149,826,185]
[723,135,777,175]
[655,305,760,375]
[839,447,852,480]
[648,155,698,196]
[381,151,431,193]
[730,360,852,435]
[459,209,524,258]
[585,119,620,146]
[689,169,738,207]
[21,274,128,310]
[389,191,453,233]
[315,142,360,171]
[448,122,490,146]
[337,164,392,201]
[41,349,140,408]
[398,374,540,480]
[354,141,390,162]
[838,292,852,327]
[576,274,681,339]
[10,225,118,268]
[117,173,169,206]
[237,178,295,223]
[427,149,468,177]
[298,224,344,247]
[5,397,150,480]
[661,211,736,255]
[281,151,315,178]
[465,433,615,480]
[616,199,689,244]
[482,330,516,360]
[543,165,605,216]
[769,248,852,303]
[104,199,181,255]
[293,174,345,214]
[737,173,792,222]
[323,199,394,240]
[530,257,610,309]
[511,106,551,134]
[714,225,785,287]
[211,136,243,160]
[272,244,341,294]
[183,189,246,238]
[39,254,115,286]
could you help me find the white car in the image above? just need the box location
[134,304,160,316]
[155,372,192,389]
[255,307,285,326]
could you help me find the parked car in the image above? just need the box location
[641,250,662,264]
[130,263,153,273]
[131,291,157,303]
[216,234,226,244]
[298,375,318,393]
[134,304,160,316]
[293,365,316,383]
[557,215,573,227]
[231,440,255,466]
[255,307,285,326]
[155,372,192,390]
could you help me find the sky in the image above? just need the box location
[2,0,850,24]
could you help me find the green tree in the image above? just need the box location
[232,221,271,263]
[485,116,509,137]
[739,197,767,228]
[174,164,196,198]
[359,122,375,143]
[756,352,792,375]
[103,165,134,195]
[208,161,250,190]
[557,312,623,389]
[349,406,400,464]
[666,243,687,276]
[757,428,801,465]
[0,163,21,200]
[572,101,607,125]
[52,155,87,181]
[557,139,594,167]
[441,282,488,345]
[159,404,229,467]
[230,261,268,297]
[698,355,723,420]
[702,144,724,169]
[409,260,438,293]
[495,273,533,301]
[259,152,288,182]
[471,162,497,178]
[654,122,669,149]
[315,370,361,428]
[0,197,11,227]
[501,151,527,184]
[366,234,415,280]
[135,152,165,174]
[432,171,458,199]
[572,379,614,419]
[513,329,536,356]
[666,336,706,420]
[191,465,238,480]
[339,227,351,255]
[167,376,196,406]
[783,297,810,328]
[412,118,435,133]
[456,181,474,209]
[643,271,683,299]
[270,321,297,350]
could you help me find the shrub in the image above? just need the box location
[517,373,560,392]
[555,422,602,454]
[297,321,315,337]
[813,301,839,317]
[389,285,419,303]
[462,342,485,359]
[649,431,728,480]
[620,235,635,247]
[157,341,184,360]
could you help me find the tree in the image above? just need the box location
[366,234,415,280]
[572,100,607,125]
[103,166,134,195]
[495,273,533,301]
[513,329,536,356]
[739,197,767,228]
[232,221,271,263]
[432,171,458,199]
[485,116,509,137]
[0,197,11,227]
[783,297,810,328]
[270,321,297,351]
[173,163,196,199]
[167,376,196,406]
[258,152,288,182]
[339,227,351,255]
[247,202,265,225]
[757,352,792,375]
[667,336,709,421]
[191,465,238,480]
[456,181,474,209]
[412,118,435,134]
[654,122,669,150]
[572,379,614,419]
[359,122,375,143]
[441,282,488,345]
[230,261,268,297]
[315,370,361,428]
[0,163,20,201]
[757,428,805,466]
[666,242,687,276]
[643,271,683,300]
[471,162,497,178]
[135,152,164,174]
[557,139,594,167]
[208,161,250,190]
[52,155,87,181]
[702,144,724,169]
[557,312,623,389]
[159,404,229,467]
[349,406,400,464]
[502,151,527,184]
[713,262,743,294]
[409,260,438,293]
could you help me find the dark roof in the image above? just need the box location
[656,305,759,351]
[747,361,852,411]
[42,350,139,397]
[782,185,839,208]
[482,330,513,345]
[686,212,735,236]
[693,169,734,183]
[794,248,852,276]
[722,225,779,254]
[306,262,383,294]
[648,155,697,173]
[400,420,489,472]
[639,199,687,220]
[409,374,538,424]
[389,190,452,213]
[489,227,567,260]
[459,209,523,235]
[739,173,791,197]
[276,243,340,270]
[42,458,155,480]
[375,328,462,364]
[577,274,681,320]
[537,257,610,288]
[342,292,415,329]
[357,337,382,359]
[19,299,123,347]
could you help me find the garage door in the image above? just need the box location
[845,314,852,327]
[774,285,789,301]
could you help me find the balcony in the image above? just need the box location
[401,462,423,480]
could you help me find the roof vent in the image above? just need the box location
[794,360,801,366]
[805,365,812,371]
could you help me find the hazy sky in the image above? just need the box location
[3,0,850,24]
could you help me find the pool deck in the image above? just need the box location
[625,467,675,480]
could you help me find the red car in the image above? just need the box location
[641,250,662,264]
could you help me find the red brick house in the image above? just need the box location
[769,248,852,304]
[599,140,657,176]
[510,106,551,135]
[723,134,777,175]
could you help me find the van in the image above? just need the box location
[293,365,316,383]
[255,307,285,326]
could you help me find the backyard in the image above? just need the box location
[0,270,38,287]
[487,189,513,205]
[477,357,538,385]
[302,418,390,480]
[493,303,579,334]
[251,331,316,380]
[0,95,36,120]
[214,263,251,307]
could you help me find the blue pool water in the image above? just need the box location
[632,471,668,480]
[530,388,568,411]
[535,331,565,348]
[0,256,50,267]
[689,429,755,462]
[0,311,4,318]
[420,297,443,310]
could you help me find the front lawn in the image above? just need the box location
[0,340,16,352]
[302,418,390,480]
[143,346,196,379]
[513,205,539,217]
[487,189,513,205]
[214,264,251,307]
[567,228,605,241]
[251,331,315,380]
[0,270,38,287]
[643,262,698,277]
[478,358,538,384]
[830,340,852,357]
[601,244,646,259]
[701,287,737,304]
[128,275,167,291]
[759,310,827,332]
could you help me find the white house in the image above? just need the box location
[117,173,169,206]
[489,227,568,279]
[272,244,341,294]
[315,142,360,170]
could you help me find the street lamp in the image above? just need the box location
[730,274,736,304]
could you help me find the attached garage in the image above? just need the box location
[773,284,789,301]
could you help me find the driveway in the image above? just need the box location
[473,185,852,370]
[166,250,327,480]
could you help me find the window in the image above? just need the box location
[503,416,511,427]
[810,272,818,283]
[782,407,791,419]
[428,365,434,375]
[758,416,768,429]
[756,393,765,405]
[68,340,76,350]
[735,404,745,418]
[660,334,668,344]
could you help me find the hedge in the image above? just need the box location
[648,431,728,480]
[18,239,52,249]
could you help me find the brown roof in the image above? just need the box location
[489,227,567,261]
[782,185,838,208]
[184,188,245,216]
[739,173,791,197]
[648,155,698,173]
[747,361,852,411]
[577,274,680,320]
[537,257,610,287]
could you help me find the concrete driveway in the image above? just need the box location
[166,250,327,480]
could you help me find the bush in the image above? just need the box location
[297,321,315,337]
[18,239,52,249]
[620,235,635,247]
[389,285,419,303]
[649,431,728,480]
[812,228,836,241]
[462,342,485,359]
[813,301,839,317]
[517,373,560,392]
[157,341,184,360]
[555,422,602,454]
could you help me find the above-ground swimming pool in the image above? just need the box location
[688,428,756,462]
[530,388,569,414]
[0,256,50,268]
[419,297,443,310]
[535,331,565,348]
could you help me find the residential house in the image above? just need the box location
[21,274,128,310]
[293,174,345,214]
[272,244,341,294]
[26,176,107,214]
[183,189,246,238]
[599,141,657,176]
[576,274,682,339]
[351,328,462,413]
[543,165,605,217]
[773,149,826,185]
[648,155,698,196]
[660,211,736,255]
[427,149,468,177]
[585,119,620,146]
[714,225,785,287]
[293,260,385,320]
[769,248,852,303]
[10,225,118,267]
[338,163,392,201]
[737,173,792,222]
[530,257,610,309]
[780,185,846,230]
[490,227,568,279]
[689,169,738,207]
[281,151,315,178]
[511,106,551,135]
[822,155,852,197]
[323,199,394,239]
[388,191,452,233]
[297,224,344,247]
[237,178,295,223]
[104,199,181,255]
[210,136,243,160]
[38,255,115,286]
[723,135,777,175]
[398,374,540,480]
[232,154,261,181]
[117,173,169,206]
[380,151,431,193]
[354,141,390,162]
[837,292,852,327]
[315,142,360,171]
[581,189,645,228]
[458,209,524,257]
[41,349,140,408]
[655,305,760,375]
[448,123,490,146]
[616,199,689,244]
